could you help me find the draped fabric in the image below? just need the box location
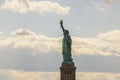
[62,33,73,63]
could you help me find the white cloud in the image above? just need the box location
[92,2,109,12]
[72,30,120,56]
[0,28,120,56]
[11,28,36,36]
[0,69,120,80]
[89,0,120,12]
[85,0,120,12]
[0,69,59,80]
[77,72,120,80]
[0,0,70,15]
[0,31,2,35]
[0,28,61,53]
[103,0,120,4]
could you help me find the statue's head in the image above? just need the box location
[64,30,69,35]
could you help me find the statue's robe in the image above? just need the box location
[62,34,72,63]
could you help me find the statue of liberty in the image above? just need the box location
[60,20,73,64]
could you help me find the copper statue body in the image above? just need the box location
[60,20,73,64]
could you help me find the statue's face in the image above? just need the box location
[64,30,69,35]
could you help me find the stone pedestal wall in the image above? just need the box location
[60,63,76,80]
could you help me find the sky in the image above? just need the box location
[0,0,120,80]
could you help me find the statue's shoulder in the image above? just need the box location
[67,35,71,38]
[66,35,71,40]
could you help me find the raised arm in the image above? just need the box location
[60,20,65,32]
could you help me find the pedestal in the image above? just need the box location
[60,63,76,80]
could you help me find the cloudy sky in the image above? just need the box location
[0,0,120,80]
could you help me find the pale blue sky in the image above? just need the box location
[0,0,120,37]
[0,0,120,77]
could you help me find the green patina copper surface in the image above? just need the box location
[60,20,73,64]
